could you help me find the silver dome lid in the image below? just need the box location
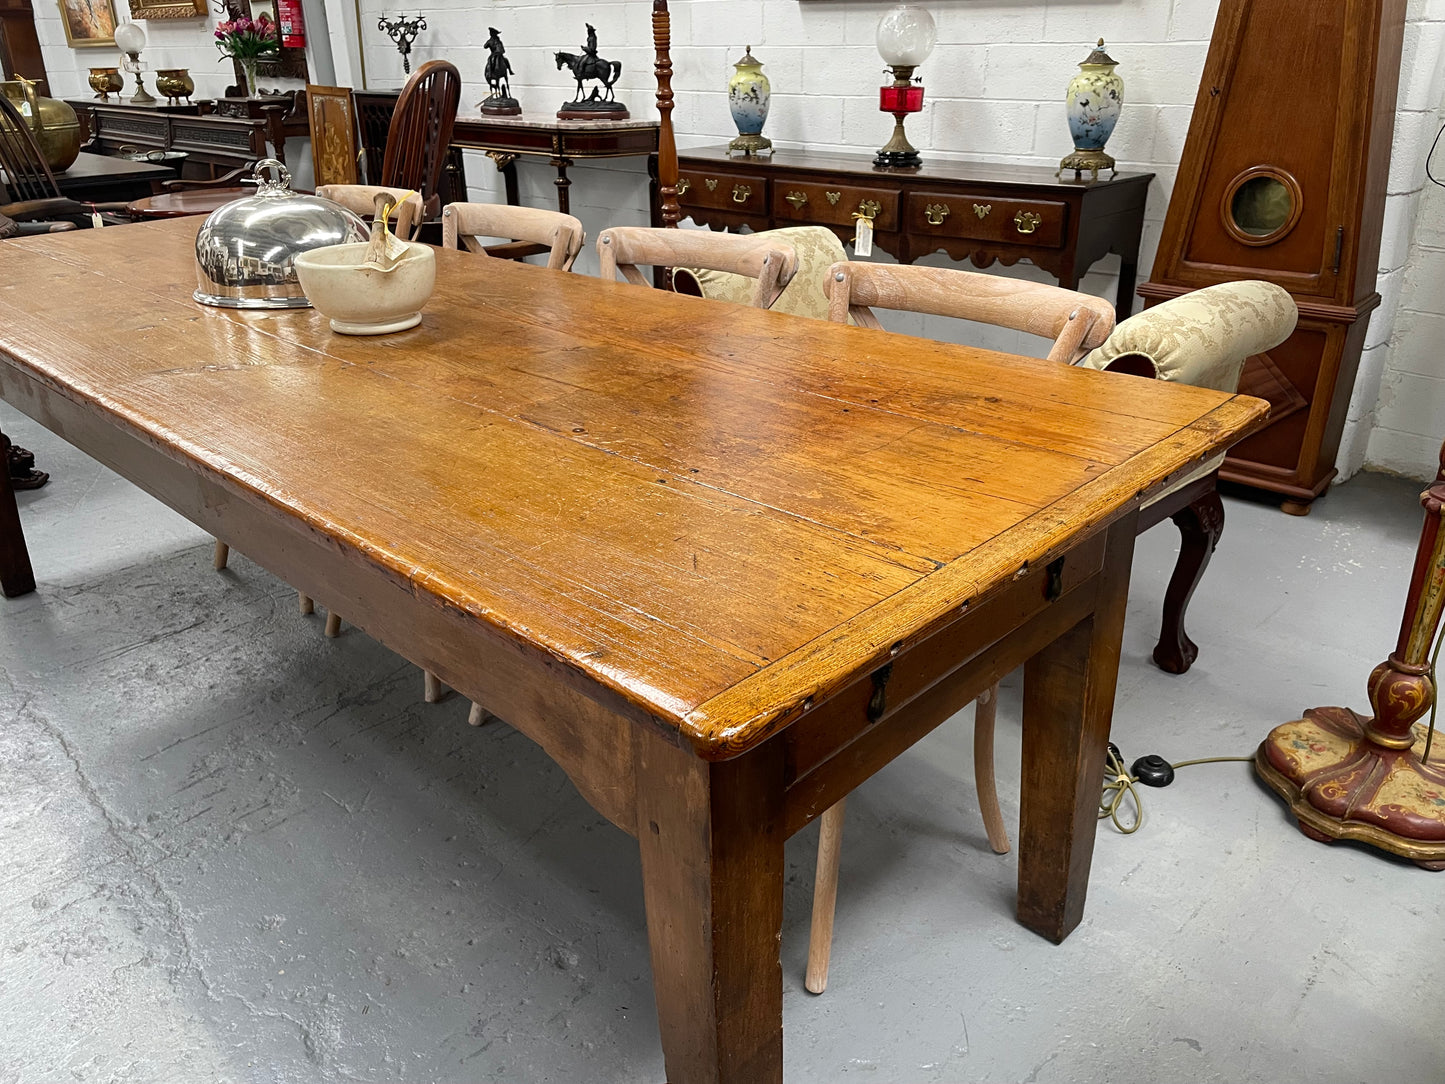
[193,159,368,310]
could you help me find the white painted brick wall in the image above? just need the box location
[16,0,1445,471]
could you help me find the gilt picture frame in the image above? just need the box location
[127,0,208,18]
[57,0,118,47]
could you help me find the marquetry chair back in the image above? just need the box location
[442,202,586,272]
[826,262,1116,365]
[597,226,799,309]
[317,184,423,241]
[0,93,61,205]
[379,60,461,219]
[307,84,361,188]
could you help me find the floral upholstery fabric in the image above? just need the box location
[1077,279,1298,393]
[674,226,847,319]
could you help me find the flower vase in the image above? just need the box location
[1059,39,1124,179]
[240,57,259,98]
[727,46,772,158]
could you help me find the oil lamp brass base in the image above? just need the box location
[1058,147,1115,179]
[727,132,772,157]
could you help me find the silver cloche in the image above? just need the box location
[193,159,368,309]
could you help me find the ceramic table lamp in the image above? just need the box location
[1060,39,1123,179]
[727,46,771,157]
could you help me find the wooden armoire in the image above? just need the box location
[1139,0,1405,513]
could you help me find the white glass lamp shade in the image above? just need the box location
[876,5,936,67]
[114,21,146,55]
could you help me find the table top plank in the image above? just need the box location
[0,219,1268,756]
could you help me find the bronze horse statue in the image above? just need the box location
[554,48,622,102]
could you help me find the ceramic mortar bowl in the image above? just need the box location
[292,241,436,335]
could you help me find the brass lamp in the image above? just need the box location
[114,22,155,106]
[874,4,935,168]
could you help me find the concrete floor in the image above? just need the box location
[0,399,1441,1084]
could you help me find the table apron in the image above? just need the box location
[0,360,665,836]
[781,529,1110,838]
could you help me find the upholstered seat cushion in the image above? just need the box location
[1077,280,1298,393]
[673,225,848,319]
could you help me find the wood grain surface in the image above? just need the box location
[0,218,1267,761]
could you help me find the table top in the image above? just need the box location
[679,145,1154,189]
[0,218,1265,758]
[54,151,175,192]
[127,187,249,219]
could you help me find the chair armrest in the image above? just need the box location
[0,197,91,221]
[162,166,255,192]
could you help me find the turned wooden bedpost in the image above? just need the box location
[652,0,680,228]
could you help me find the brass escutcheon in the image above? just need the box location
[852,198,882,222]
[677,178,691,195]
[924,202,950,226]
[705,178,718,192]
[1014,210,1043,234]
[784,190,808,210]
[973,203,991,219]
[826,191,841,205]
[732,183,752,203]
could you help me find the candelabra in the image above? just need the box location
[378,13,427,75]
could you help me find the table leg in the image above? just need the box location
[0,429,35,598]
[550,156,573,215]
[634,727,785,1084]
[1116,255,1139,318]
[1017,513,1136,942]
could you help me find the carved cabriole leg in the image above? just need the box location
[634,726,784,1084]
[212,541,230,570]
[1152,486,1225,675]
[804,798,845,994]
[973,683,1010,854]
[1018,512,1135,942]
[0,434,35,598]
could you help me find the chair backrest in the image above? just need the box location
[317,184,423,241]
[380,60,461,218]
[826,262,1116,365]
[1078,280,1299,391]
[597,226,799,309]
[441,202,585,272]
[0,93,60,205]
[308,84,360,188]
[669,226,846,321]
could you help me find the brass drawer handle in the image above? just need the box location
[732,183,752,204]
[677,178,691,195]
[1014,210,1043,234]
[852,198,881,222]
[973,203,991,219]
[784,190,808,210]
[924,202,950,226]
[705,178,718,192]
[826,190,841,205]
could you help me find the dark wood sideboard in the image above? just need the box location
[678,146,1153,316]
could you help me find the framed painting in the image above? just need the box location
[57,0,118,47]
[127,0,207,17]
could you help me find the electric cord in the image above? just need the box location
[1098,742,1253,834]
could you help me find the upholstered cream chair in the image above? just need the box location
[596,226,799,309]
[670,226,848,320]
[804,277,1298,995]
[442,202,585,271]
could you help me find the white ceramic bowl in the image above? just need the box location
[292,241,437,335]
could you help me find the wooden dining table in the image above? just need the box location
[0,217,1267,1083]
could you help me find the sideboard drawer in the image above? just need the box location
[771,182,899,231]
[906,192,1069,248]
[678,170,769,215]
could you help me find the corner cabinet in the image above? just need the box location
[1140,0,1406,513]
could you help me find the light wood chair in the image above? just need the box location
[596,226,799,309]
[316,184,424,241]
[805,274,1299,996]
[442,202,586,271]
[805,261,1117,995]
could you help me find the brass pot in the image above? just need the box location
[0,78,80,172]
[155,69,195,104]
[88,67,123,100]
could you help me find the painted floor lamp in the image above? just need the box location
[1257,443,1445,868]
